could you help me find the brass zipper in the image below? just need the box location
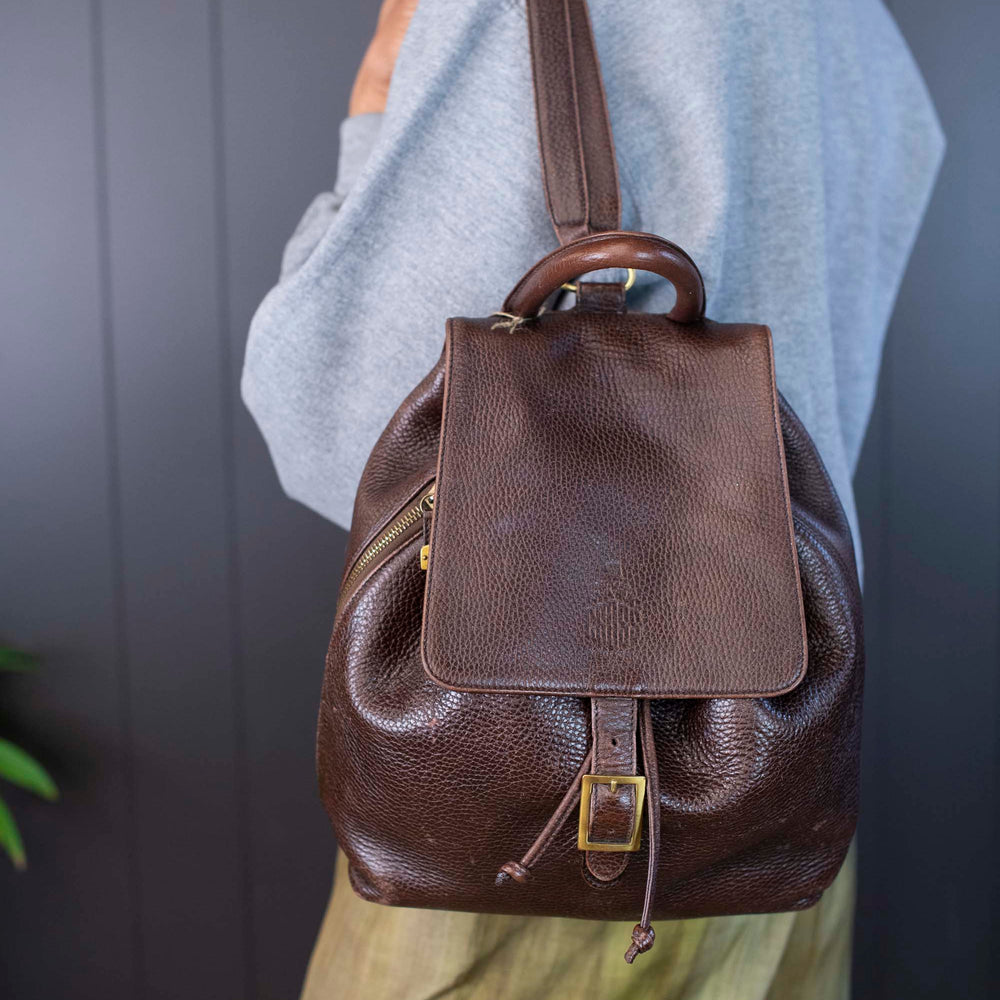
[338,485,435,611]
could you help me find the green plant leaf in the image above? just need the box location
[0,739,58,801]
[0,647,38,672]
[0,794,26,869]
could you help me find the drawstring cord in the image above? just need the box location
[624,700,660,963]
[497,700,661,964]
[496,750,594,885]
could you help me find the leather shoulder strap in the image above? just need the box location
[526,0,621,245]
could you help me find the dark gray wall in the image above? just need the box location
[852,2,1000,996]
[0,3,375,998]
[0,2,995,998]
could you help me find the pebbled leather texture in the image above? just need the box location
[315,0,864,926]
[318,351,864,919]
[421,310,807,699]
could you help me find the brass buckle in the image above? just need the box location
[577,774,646,852]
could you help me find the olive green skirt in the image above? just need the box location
[301,846,854,1000]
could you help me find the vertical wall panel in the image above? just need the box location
[98,2,246,996]
[0,3,137,996]
[217,3,379,995]
[0,1,997,998]
[852,353,893,998]
[853,1,1000,997]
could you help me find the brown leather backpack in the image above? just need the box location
[318,0,863,963]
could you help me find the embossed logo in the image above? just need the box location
[587,599,642,650]
[585,548,643,651]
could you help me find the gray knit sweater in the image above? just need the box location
[242,0,944,577]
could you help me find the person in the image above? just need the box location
[242,1,944,996]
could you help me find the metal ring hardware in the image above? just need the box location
[561,267,637,296]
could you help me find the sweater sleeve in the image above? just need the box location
[241,0,942,541]
[279,113,384,279]
[241,1,536,533]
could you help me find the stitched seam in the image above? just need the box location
[575,0,621,232]
[529,0,588,235]
[421,321,458,685]
[763,330,809,688]
[562,0,591,232]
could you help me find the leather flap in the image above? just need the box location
[421,310,807,698]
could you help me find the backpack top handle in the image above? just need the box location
[503,230,706,322]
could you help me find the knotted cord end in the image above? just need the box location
[624,922,655,964]
[490,311,528,333]
[496,861,530,886]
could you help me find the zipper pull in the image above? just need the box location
[419,492,435,570]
